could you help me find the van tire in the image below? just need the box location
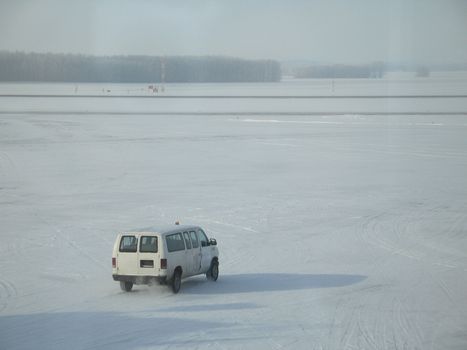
[120,281,133,292]
[206,260,219,281]
[171,269,182,294]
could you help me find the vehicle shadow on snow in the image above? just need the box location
[183,273,367,294]
[0,311,230,350]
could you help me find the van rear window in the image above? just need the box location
[119,235,137,253]
[166,233,185,252]
[140,236,158,253]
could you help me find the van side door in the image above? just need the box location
[182,231,194,276]
[197,228,212,273]
[189,230,202,273]
[165,233,187,277]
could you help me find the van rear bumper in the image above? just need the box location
[113,274,167,285]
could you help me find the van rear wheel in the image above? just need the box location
[171,269,182,294]
[120,281,133,292]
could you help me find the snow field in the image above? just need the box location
[0,91,467,349]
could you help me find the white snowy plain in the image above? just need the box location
[1,80,467,349]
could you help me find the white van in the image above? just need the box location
[112,224,219,293]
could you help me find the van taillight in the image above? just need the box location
[112,257,116,268]
[160,259,167,269]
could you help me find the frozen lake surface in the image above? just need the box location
[1,81,467,349]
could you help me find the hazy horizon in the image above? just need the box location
[1,0,467,66]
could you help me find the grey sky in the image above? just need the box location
[1,0,467,64]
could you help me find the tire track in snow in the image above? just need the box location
[0,278,18,313]
[363,205,462,350]
[425,208,467,271]
[358,212,393,258]
[360,213,426,350]
[344,280,393,350]
[340,301,359,350]
[392,298,410,350]
[185,215,260,270]
[358,205,467,274]
[323,294,360,350]
[36,216,107,270]
[356,302,379,350]
[425,266,463,350]
[403,205,466,271]
[56,227,107,270]
[185,216,259,234]
[0,151,19,185]
[395,293,425,350]
[357,216,394,321]
[435,277,456,306]
[327,139,467,161]
[355,210,425,349]
[320,212,392,349]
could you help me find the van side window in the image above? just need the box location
[183,232,192,249]
[119,235,137,252]
[197,229,209,247]
[166,233,185,252]
[140,236,158,253]
[189,231,199,248]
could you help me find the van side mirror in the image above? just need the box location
[209,238,217,246]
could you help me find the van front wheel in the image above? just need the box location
[207,260,219,281]
[120,281,133,292]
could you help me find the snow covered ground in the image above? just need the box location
[1,81,467,349]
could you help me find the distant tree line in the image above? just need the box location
[0,51,281,83]
[295,62,385,79]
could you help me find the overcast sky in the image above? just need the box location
[1,0,467,64]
